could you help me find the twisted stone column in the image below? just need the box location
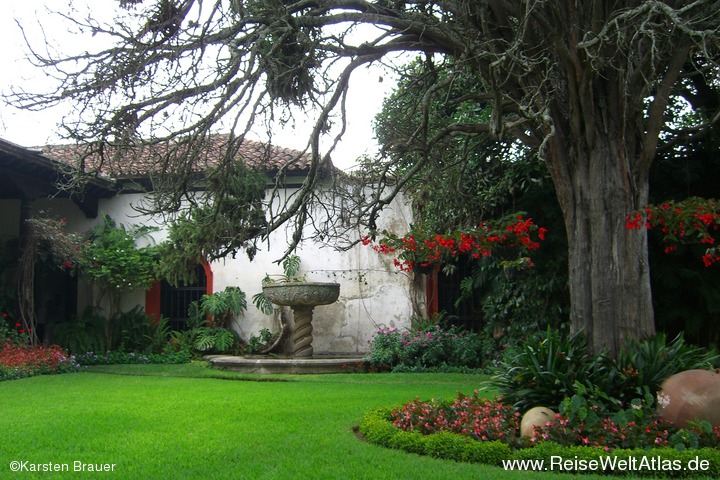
[291,306,314,357]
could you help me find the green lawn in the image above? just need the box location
[0,365,644,479]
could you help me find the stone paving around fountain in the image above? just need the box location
[204,354,366,374]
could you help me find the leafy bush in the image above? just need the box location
[118,307,171,354]
[614,333,719,400]
[246,328,281,354]
[192,327,235,353]
[390,392,521,446]
[489,327,614,412]
[529,385,684,450]
[74,350,191,365]
[364,324,485,371]
[0,341,79,381]
[52,307,107,355]
[361,396,720,476]
[170,286,247,356]
[191,286,247,329]
[0,313,27,346]
[490,329,719,413]
[358,407,512,466]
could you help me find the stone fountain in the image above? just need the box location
[261,281,340,358]
[205,274,363,373]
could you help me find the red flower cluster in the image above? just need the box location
[0,341,77,378]
[626,197,719,267]
[391,392,521,444]
[390,394,720,452]
[530,412,678,450]
[364,214,547,272]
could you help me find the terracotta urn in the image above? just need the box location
[520,406,555,437]
[657,369,720,428]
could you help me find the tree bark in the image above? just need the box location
[547,124,655,357]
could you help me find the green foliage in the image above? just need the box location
[614,333,719,400]
[281,254,302,279]
[156,162,267,286]
[669,419,720,451]
[52,307,108,355]
[73,350,191,366]
[196,286,247,329]
[491,328,720,414]
[192,327,236,353]
[79,214,158,292]
[0,312,27,346]
[529,385,688,450]
[28,214,160,350]
[118,307,171,354]
[362,396,720,476]
[245,328,278,354]
[373,59,528,232]
[180,286,248,355]
[252,292,275,316]
[358,407,512,466]
[649,119,720,349]
[364,324,486,371]
[252,254,304,315]
[489,327,614,412]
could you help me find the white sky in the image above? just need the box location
[0,1,398,170]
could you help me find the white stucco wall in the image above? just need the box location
[26,181,420,354]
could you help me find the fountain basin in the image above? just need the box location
[261,282,340,358]
[262,282,340,306]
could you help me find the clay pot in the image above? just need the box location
[657,369,720,428]
[520,407,555,437]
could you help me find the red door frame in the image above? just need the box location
[145,261,213,322]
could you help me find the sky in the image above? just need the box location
[0,1,398,170]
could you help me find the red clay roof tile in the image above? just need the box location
[40,134,315,178]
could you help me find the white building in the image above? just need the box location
[0,136,427,355]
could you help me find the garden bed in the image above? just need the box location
[358,407,720,477]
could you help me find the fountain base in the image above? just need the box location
[205,354,366,374]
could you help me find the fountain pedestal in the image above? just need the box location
[262,282,340,358]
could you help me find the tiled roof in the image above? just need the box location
[40,134,316,179]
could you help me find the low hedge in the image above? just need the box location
[358,408,720,477]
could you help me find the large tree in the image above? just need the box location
[7,0,720,355]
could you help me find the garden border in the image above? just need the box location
[357,407,720,477]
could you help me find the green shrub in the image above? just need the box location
[118,307,171,354]
[52,307,107,354]
[614,333,719,400]
[74,350,191,365]
[490,329,719,413]
[364,324,485,371]
[358,407,511,466]
[387,430,427,455]
[359,406,720,477]
[489,327,614,411]
[176,287,246,355]
[358,407,398,445]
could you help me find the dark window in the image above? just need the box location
[160,265,207,331]
[436,258,481,332]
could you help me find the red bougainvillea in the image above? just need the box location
[626,197,719,267]
[363,213,547,272]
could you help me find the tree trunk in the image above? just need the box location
[547,129,655,358]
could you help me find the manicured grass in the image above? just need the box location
[0,366,662,479]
